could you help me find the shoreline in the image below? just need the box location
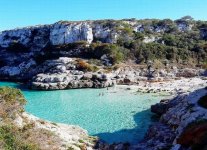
[0,16,207,149]
[1,76,206,93]
[0,77,206,147]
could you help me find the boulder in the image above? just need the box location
[151,99,171,116]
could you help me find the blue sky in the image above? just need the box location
[0,0,207,31]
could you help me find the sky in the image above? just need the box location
[0,0,207,31]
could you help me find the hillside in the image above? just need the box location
[0,17,206,90]
[0,17,207,66]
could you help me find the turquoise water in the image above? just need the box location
[0,82,165,144]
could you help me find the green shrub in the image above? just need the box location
[162,34,178,46]
[0,87,26,105]
[87,43,124,64]
[67,147,74,150]
[78,139,84,143]
[0,125,39,150]
[0,87,26,119]
[116,23,134,35]
[76,60,98,72]
[134,32,145,40]
[2,19,207,67]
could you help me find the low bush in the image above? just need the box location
[0,125,39,150]
[0,87,63,150]
[0,87,26,119]
[2,18,207,67]
[201,61,207,69]
[0,87,26,105]
[86,43,124,64]
[76,60,98,72]
[153,59,165,69]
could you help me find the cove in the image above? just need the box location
[0,81,167,144]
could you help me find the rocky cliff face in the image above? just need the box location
[0,19,206,89]
[50,22,93,45]
[133,87,207,150]
[0,19,205,50]
[0,20,119,49]
[0,20,120,82]
[0,25,50,50]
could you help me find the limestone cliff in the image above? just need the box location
[0,19,204,49]
[0,18,206,89]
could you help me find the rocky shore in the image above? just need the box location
[135,77,206,94]
[133,87,207,150]
[0,87,98,150]
[1,82,206,150]
[0,18,207,150]
[1,56,204,91]
[29,57,206,91]
[16,112,97,150]
[97,86,207,150]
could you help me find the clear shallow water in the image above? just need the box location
[0,82,166,144]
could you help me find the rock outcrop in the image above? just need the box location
[0,20,119,49]
[30,57,114,90]
[0,19,205,50]
[133,88,207,150]
[50,22,93,45]
[29,58,206,90]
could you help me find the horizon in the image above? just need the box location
[1,0,207,31]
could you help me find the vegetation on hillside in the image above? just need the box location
[0,125,40,150]
[3,17,207,68]
[47,17,207,67]
[0,87,63,150]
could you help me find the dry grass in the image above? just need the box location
[76,59,98,72]
[0,87,65,150]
